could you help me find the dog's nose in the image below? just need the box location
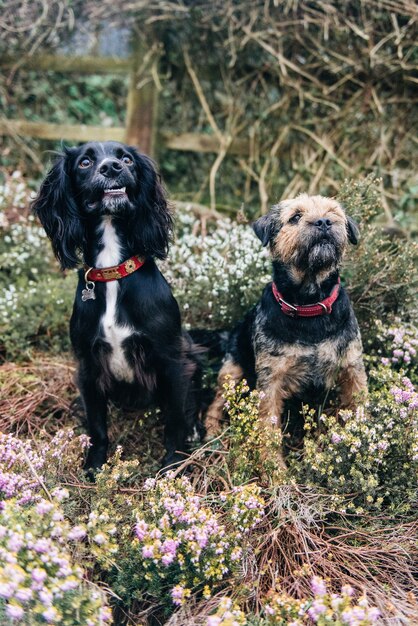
[99,159,123,177]
[314,218,332,231]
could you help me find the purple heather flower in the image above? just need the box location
[171,585,186,606]
[161,539,178,555]
[308,599,327,619]
[51,487,69,502]
[135,520,148,541]
[351,606,366,620]
[31,568,47,584]
[7,535,23,553]
[59,580,78,592]
[42,607,58,623]
[331,432,343,444]
[0,583,14,599]
[143,477,156,491]
[341,584,355,597]
[142,545,154,558]
[15,588,33,602]
[35,501,54,515]
[5,604,25,620]
[33,538,50,554]
[311,575,327,596]
[68,526,86,541]
[368,607,381,621]
[93,533,106,545]
[341,609,358,625]
[161,553,175,566]
[38,589,53,606]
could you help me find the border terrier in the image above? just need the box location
[205,194,368,466]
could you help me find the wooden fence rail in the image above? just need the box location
[0,54,248,158]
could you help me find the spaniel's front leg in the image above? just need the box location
[78,365,109,473]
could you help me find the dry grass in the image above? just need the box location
[0,355,77,437]
[0,354,165,472]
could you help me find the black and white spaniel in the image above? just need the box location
[32,141,202,473]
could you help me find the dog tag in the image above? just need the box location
[81,281,96,302]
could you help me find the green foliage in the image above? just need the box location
[288,367,418,514]
[339,176,417,329]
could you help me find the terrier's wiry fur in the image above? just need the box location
[205,194,367,467]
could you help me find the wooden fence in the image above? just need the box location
[0,53,248,158]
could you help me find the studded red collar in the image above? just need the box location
[272,277,341,317]
[84,255,145,283]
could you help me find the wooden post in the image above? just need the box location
[125,38,159,158]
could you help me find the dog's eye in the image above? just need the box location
[289,213,302,224]
[79,158,92,169]
[122,155,133,165]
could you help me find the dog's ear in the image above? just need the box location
[252,213,276,247]
[31,149,85,270]
[128,149,173,260]
[347,216,360,245]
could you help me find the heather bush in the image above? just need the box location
[85,466,264,611]
[221,379,283,483]
[0,429,89,505]
[161,210,270,329]
[0,497,110,625]
[0,174,75,359]
[0,171,32,222]
[206,597,247,625]
[219,364,418,514]
[205,578,381,626]
[262,577,380,626]
[371,319,418,384]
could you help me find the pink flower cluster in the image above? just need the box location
[0,430,89,506]
[264,576,380,625]
[0,496,109,624]
[390,376,418,412]
[132,475,265,605]
[380,323,417,367]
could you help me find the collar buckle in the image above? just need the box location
[279,297,299,317]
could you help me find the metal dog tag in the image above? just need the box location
[81,281,96,302]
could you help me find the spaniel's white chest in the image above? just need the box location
[96,219,135,383]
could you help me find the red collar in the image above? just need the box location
[84,255,145,282]
[272,277,341,317]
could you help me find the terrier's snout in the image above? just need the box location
[314,217,332,232]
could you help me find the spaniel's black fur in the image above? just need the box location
[32,141,202,473]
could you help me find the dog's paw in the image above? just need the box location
[84,447,107,481]
[160,451,189,475]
